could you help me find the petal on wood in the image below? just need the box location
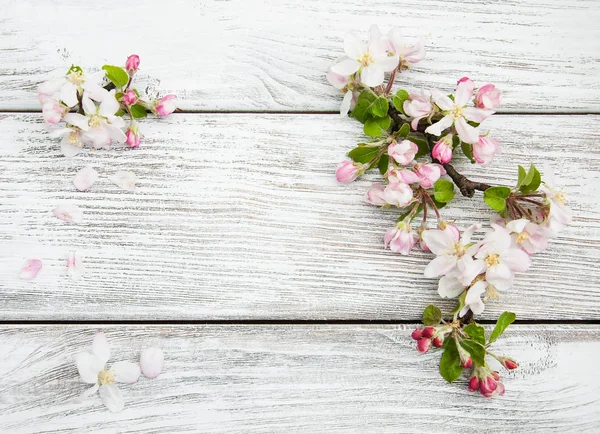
[53,204,84,224]
[73,166,99,192]
[67,251,85,280]
[109,171,137,191]
[19,259,42,280]
[140,347,164,379]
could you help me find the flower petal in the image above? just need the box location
[82,96,97,116]
[340,90,353,116]
[67,251,85,280]
[74,352,103,384]
[438,276,465,298]
[424,255,457,278]
[501,248,532,272]
[20,259,42,280]
[344,31,367,59]
[486,263,513,291]
[60,82,79,108]
[111,361,141,383]
[99,92,120,118]
[73,166,99,192]
[430,89,454,111]
[463,107,494,123]
[454,80,474,107]
[140,347,164,379]
[92,332,111,365]
[61,140,83,158]
[326,71,349,90]
[53,203,84,224]
[330,58,361,76]
[99,384,124,413]
[360,65,385,87]
[505,218,529,234]
[63,113,89,131]
[109,171,137,191]
[106,124,126,143]
[455,117,479,144]
[421,229,453,256]
[425,115,453,137]
[465,281,487,314]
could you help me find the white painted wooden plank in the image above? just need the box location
[0,113,598,320]
[1,0,599,112]
[0,325,599,433]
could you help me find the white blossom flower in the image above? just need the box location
[540,164,572,233]
[330,25,398,87]
[38,69,107,109]
[385,28,425,66]
[505,218,549,255]
[422,224,480,278]
[459,280,488,316]
[326,70,355,115]
[74,332,141,412]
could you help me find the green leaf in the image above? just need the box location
[102,65,129,88]
[452,292,467,315]
[398,123,410,138]
[348,146,381,164]
[378,154,389,175]
[392,89,409,114]
[397,204,423,223]
[67,65,83,75]
[516,165,527,189]
[460,339,487,366]
[519,164,541,193]
[452,135,461,149]
[461,142,475,163]
[489,312,516,344]
[433,179,455,203]
[364,119,383,137]
[114,109,126,117]
[129,104,147,119]
[463,323,486,346]
[407,133,429,158]
[422,305,442,326]
[372,97,389,118]
[483,186,511,212]
[440,338,463,383]
[351,91,377,123]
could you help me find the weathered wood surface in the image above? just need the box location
[1,113,598,320]
[0,325,599,433]
[2,0,599,112]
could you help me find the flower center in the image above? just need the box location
[484,254,500,267]
[452,241,465,257]
[68,72,84,86]
[555,191,567,205]
[98,369,115,385]
[359,52,374,66]
[68,131,81,147]
[483,285,501,302]
[516,232,529,243]
[450,105,464,119]
[89,115,102,127]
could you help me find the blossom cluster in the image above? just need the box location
[327,26,572,396]
[39,55,176,156]
[74,332,164,412]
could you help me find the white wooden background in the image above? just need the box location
[1,0,600,432]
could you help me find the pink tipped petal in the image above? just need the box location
[326,71,349,90]
[140,347,164,378]
[330,58,360,77]
[20,259,42,280]
[109,171,137,191]
[454,80,474,107]
[53,204,84,224]
[73,166,99,192]
[421,229,454,256]
[99,384,124,413]
[92,332,110,364]
[501,248,532,272]
[455,117,480,144]
[463,107,494,123]
[67,251,84,280]
[111,361,141,383]
[424,255,457,278]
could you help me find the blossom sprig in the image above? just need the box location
[38,54,176,157]
[413,307,518,398]
[328,25,572,396]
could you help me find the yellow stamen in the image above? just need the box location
[359,52,373,66]
[98,369,115,385]
[484,254,500,267]
[451,105,464,119]
[89,115,102,127]
[484,285,501,302]
[516,232,529,243]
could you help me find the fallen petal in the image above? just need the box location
[109,171,137,191]
[67,251,84,280]
[73,166,99,192]
[53,204,84,224]
[140,347,164,379]
[20,259,42,280]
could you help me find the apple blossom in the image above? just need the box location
[42,100,66,124]
[505,218,549,254]
[540,165,572,233]
[366,183,387,206]
[388,139,418,165]
[326,70,355,116]
[385,27,425,67]
[122,89,137,106]
[125,125,141,149]
[403,91,433,130]
[153,94,177,117]
[383,182,414,207]
[412,163,446,188]
[472,135,500,165]
[125,54,140,72]
[384,221,418,255]
[74,332,141,412]
[422,224,480,279]
[336,160,363,183]
[475,84,502,110]
[425,80,494,144]
[431,135,453,164]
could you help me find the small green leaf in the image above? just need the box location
[378,154,390,175]
[392,89,409,114]
[463,323,486,346]
[460,339,487,366]
[351,91,377,123]
[407,133,429,158]
[483,186,511,212]
[376,115,391,130]
[348,146,381,164]
[115,91,124,100]
[516,165,527,189]
[440,338,463,383]
[114,109,126,117]
[398,123,410,138]
[489,312,516,344]
[129,104,147,119]
[422,305,442,326]
[461,142,475,163]
[67,65,83,75]
[452,135,461,149]
[433,179,455,203]
[364,119,383,137]
[102,65,129,89]
[452,292,467,315]
[519,164,541,193]
[372,97,389,118]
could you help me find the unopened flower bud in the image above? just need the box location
[421,326,435,339]
[125,54,140,72]
[153,94,177,117]
[411,328,423,340]
[367,183,387,206]
[500,357,518,370]
[125,125,141,149]
[417,337,431,353]
[431,136,453,164]
[432,336,443,348]
[468,376,480,392]
[336,160,362,183]
[492,371,500,381]
[123,90,137,106]
[462,358,473,369]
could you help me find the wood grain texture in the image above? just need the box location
[1,0,599,112]
[0,113,598,320]
[0,325,599,433]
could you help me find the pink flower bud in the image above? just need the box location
[438,221,460,240]
[336,160,362,183]
[42,101,64,124]
[502,358,518,370]
[456,77,475,93]
[383,182,414,207]
[421,326,435,339]
[431,136,453,164]
[462,358,473,369]
[384,223,418,255]
[475,84,502,109]
[472,136,500,165]
[366,183,386,206]
[492,371,500,381]
[411,328,423,340]
[417,337,431,353]
[388,139,418,166]
[468,376,480,392]
[125,54,140,72]
[154,94,177,117]
[432,336,443,348]
[413,163,446,188]
[480,376,498,395]
[123,90,137,106]
[125,127,141,149]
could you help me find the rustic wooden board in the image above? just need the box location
[0,113,598,320]
[2,0,599,112]
[0,324,599,433]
